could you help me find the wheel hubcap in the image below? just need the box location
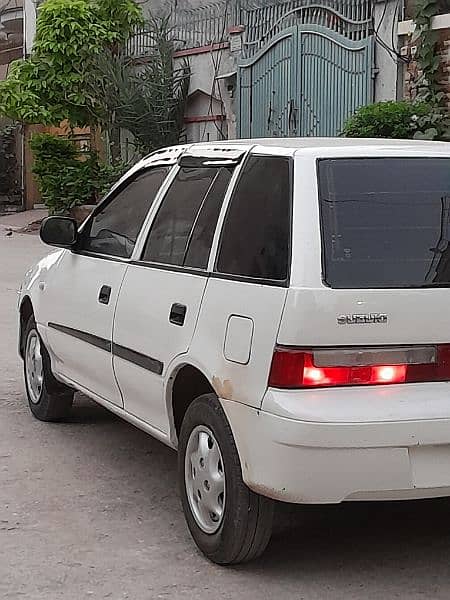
[185,425,225,534]
[25,330,44,404]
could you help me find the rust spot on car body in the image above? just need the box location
[212,376,233,400]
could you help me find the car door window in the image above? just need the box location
[142,166,233,268]
[215,155,291,282]
[81,167,170,259]
[184,167,233,269]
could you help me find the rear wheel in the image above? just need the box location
[23,317,73,421]
[178,394,274,564]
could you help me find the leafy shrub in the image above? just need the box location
[0,0,143,126]
[342,100,449,141]
[30,133,126,214]
[0,124,21,199]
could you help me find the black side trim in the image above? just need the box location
[130,259,207,277]
[112,343,164,375]
[129,261,287,286]
[209,271,289,288]
[72,250,130,264]
[48,322,111,352]
[47,322,164,375]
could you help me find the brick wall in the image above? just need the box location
[405,1,450,19]
[403,28,450,109]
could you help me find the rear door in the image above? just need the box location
[113,153,241,432]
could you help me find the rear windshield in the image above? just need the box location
[318,158,450,289]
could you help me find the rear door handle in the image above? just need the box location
[98,285,112,305]
[169,303,187,326]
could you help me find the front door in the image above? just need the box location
[43,252,126,405]
[41,166,171,406]
[113,159,237,432]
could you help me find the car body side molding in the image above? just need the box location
[47,322,163,375]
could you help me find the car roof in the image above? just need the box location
[206,137,446,148]
[203,137,450,153]
[133,137,450,173]
[112,136,449,196]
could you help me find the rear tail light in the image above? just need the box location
[268,345,450,389]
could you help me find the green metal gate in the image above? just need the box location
[238,1,374,138]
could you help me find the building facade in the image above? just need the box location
[127,0,418,142]
[21,0,450,146]
[19,0,450,209]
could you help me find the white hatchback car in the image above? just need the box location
[18,138,450,564]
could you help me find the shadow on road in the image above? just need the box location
[65,396,121,425]
[65,393,450,581]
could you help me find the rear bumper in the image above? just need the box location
[220,384,450,504]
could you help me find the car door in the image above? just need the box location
[41,166,171,406]
[112,155,240,432]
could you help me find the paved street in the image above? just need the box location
[2,227,450,599]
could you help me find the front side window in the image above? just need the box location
[142,165,233,268]
[81,167,170,258]
[215,155,291,282]
[319,158,450,289]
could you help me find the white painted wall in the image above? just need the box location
[184,90,224,142]
[174,47,237,140]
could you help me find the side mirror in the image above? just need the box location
[40,216,78,249]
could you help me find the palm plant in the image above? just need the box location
[86,15,190,156]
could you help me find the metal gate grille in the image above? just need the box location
[239,30,296,138]
[237,0,374,138]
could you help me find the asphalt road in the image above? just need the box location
[2,229,450,599]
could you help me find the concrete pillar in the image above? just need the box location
[374,0,400,102]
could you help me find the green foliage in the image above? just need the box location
[94,0,144,43]
[0,0,143,126]
[87,15,190,154]
[30,133,127,213]
[342,100,449,141]
[410,0,450,140]
[413,0,441,99]
[0,3,188,158]
[0,123,20,198]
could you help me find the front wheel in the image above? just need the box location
[178,394,274,565]
[23,317,74,421]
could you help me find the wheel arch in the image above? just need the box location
[19,296,35,358]
[166,360,218,447]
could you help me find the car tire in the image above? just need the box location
[178,393,274,565]
[23,317,74,421]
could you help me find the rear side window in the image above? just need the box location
[319,158,450,288]
[142,166,233,267]
[215,155,291,282]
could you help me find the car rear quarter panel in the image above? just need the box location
[177,277,288,409]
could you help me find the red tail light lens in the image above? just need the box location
[269,346,450,389]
